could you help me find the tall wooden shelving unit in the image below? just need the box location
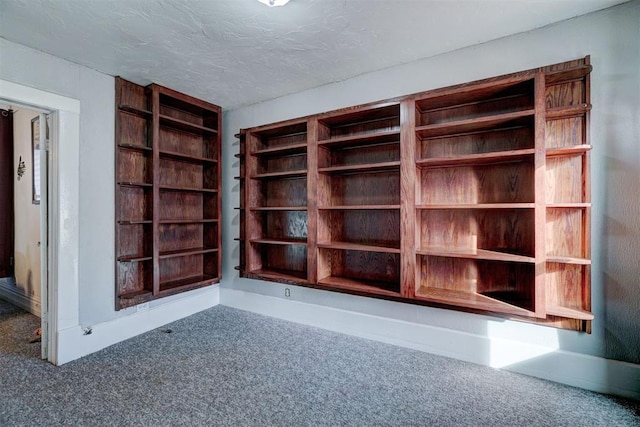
[237,57,593,331]
[115,78,222,309]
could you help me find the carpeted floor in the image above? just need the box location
[1,299,639,426]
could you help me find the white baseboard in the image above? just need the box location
[56,285,220,365]
[0,281,41,316]
[221,287,640,400]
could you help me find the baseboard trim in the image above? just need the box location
[0,281,41,316]
[221,288,640,400]
[56,285,220,365]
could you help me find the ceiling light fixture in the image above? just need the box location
[258,0,290,6]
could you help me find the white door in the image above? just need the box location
[37,113,49,359]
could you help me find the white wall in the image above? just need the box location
[12,106,41,303]
[223,1,640,365]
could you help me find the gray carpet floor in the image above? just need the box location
[1,298,639,426]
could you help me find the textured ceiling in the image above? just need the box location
[0,0,627,110]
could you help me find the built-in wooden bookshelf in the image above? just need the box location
[237,57,593,332]
[115,78,222,309]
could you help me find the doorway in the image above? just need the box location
[0,103,50,358]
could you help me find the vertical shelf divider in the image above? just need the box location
[400,99,416,298]
[151,86,161,296]
[534,72,547,318]
[307,118,318,284]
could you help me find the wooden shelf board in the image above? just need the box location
[545,64,592,84]
[119,104,151,117]
[250,238,308,246]
[318,276,400,297]
[546,256,591,265]
[118,289,152,300]
[546,145,591,157]
[159,247,219,259]
[417,247,535,263]
[118,220,152,225]
[416,203,535,210]
[159,149,217,163]
[250,206,307,211]
[317,129,400,148]
[251,169,307,180]
[118,181,152,188]
[158,219,219,224]
[251,142,307,157]
[319,205,400,210]
[318,241,400,254]
[248,268,308,283]
[546,104,591,120]
[159,274,219,293]
[415,286,535,317]
[117,255,153,263]
[159,185,218,193]
[159,114,218,135]
[415,110,535,139]
[318,161,400,175]
[118,143,152,151]
[546,305,594,320]
[546,203,591,208]
[417,149,535,168]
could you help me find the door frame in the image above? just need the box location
[0,78,80,365]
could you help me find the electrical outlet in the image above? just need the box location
[137,302,150,312]
[284,288,291,297]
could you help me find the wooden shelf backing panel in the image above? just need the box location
[418,122,533,160]
[252,210,308,242]
[545,76,586,109]
[255,153,307,176]
[251,244,308,280]
[417,255,536,316]
[319,209,400,250]
[254,177,308,208]
[326,170,400,206]
[318,103,400,140]
[418,209,535,260]
[546,262,591,319]
[158,252,218,286]
[416,149,534,169]
[545,116,586,149]
[318,248,401,293]
[116,260,153,304]
[159,126,218,160]
[545,156,585,204]
[159,222,217,254]
[159,157,217,190]
[158,91,219,132]
[419,161,534,205]
[117,223,153,261]
[546,208,587,260]
[117,113,149,148]
[159,192,218,221]
[251,121,307,151]
[118,186,153,222]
